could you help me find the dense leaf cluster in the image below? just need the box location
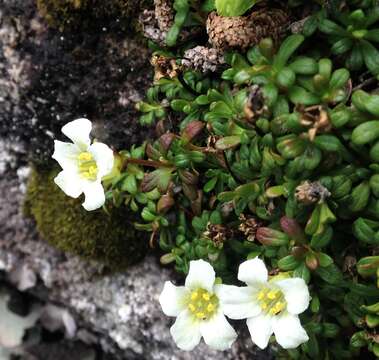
[106,0,379,358]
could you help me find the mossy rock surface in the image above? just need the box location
[36,0,153,30]
[25,167,148,270]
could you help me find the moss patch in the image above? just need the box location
[36,0,153,31]
[25,167,148,270]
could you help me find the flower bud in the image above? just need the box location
[259,37,275,59]
[182,121,205,144]
[291,246,308,259]
[155,120,166,137]
[157,194,175,214]
[159,133,175,152]
[280,216,306,243]
[305,252,319,271]
[256,227,290,246]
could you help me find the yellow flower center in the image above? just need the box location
[187,288,219,321]
[77,152,98,180]
[257,287,286,316]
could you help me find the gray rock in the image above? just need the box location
[0,0,271,358]
[0,0,153,164]
[0,162,271,359]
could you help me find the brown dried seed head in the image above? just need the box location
[206,8,290,51]
[151,55,181,81]
[203,223,231,246]
[298,105,332,141]
[238,214,262,242]
[244,85,268,122]
[295,181,331,205]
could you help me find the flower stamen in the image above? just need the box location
[77,151,98,180]
[187,288,218,321]
[257,286,286,316]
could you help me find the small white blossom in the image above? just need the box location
[52,118,114,211]
[218,258,310,350]
[159,259,237,351]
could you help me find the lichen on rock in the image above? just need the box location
[24,167,148,270]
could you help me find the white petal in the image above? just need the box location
[159,281,188,317]
[88,142,114,178]
[200,311,237,351]
[185,259,215,293]
[238,258,268,287]
[52,140,80,172]
[246,314,273,349]
[170,310,202,351]
[273,313,309,349]
[54,170,83,198]
[276,278,310,315]
[61,118,92,149]
[82,181,105,211]
[215,284,261,320]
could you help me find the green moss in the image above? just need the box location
[36,0,153,31]
[25,167,148,270]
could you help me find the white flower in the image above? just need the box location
[218,258,310,350]
[159,259,237,351]
[52,118,114,211]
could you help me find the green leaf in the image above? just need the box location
[353,218,378,245]
[289,57,318,75]
[276,67,296,88]
[262,83,278,107]
[311,226,333,248]
[289,86,319,105]
[215,136,241,150]
[293,263,311,283]
[278,255,301,271]
[349,181,370,212]
[204,177,218,193]
[361,39,379,75]
[319,19,348,36]
[351,121,379,145]
[314,135,343,152]
[166,24,181,47]
[352,90,379,117]
[201,0,215,12]
[215,0,257,17]
[331,38,353,55]
[357,256,379,277]
[329,68,350,90]
[365,29,379,42]
[316,264,343,284]
[121,175,138,194]
[318,252,334,267]
[277,135,306,159]
[346,43,364,71]
[273,34,305,70]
